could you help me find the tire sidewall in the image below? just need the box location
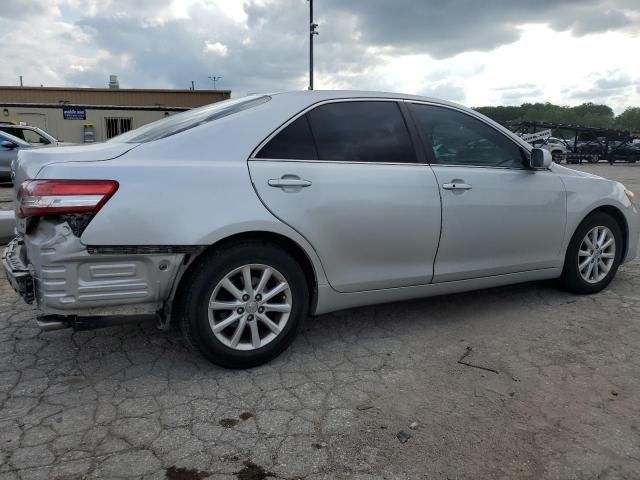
[183,243,308,368]
[562,213,623,294]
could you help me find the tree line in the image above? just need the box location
[474,102,640,133]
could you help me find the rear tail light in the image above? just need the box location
[18,180,119,218]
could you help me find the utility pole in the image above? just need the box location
[19,75,23,87]
[208,75,222,89]
[308,0,318,90]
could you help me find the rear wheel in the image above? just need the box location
[560,213,623,294]
[181,242,308,368]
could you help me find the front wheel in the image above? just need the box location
[180,242,309,368]
[560,213,623,294]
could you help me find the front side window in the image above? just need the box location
[307,101,416,163]
[410,104,525,168]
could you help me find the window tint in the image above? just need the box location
[306,101,415,163]
[257,116,317,160]
[410,104,524,168]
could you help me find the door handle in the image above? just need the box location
[442,182,472,191]
[268,176,312,188]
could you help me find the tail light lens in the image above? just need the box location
[18,180,119,218]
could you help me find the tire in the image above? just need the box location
[551,151,563,163]
[560,212,623,294]
[180,242,309,368]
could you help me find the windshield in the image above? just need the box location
[0,131,31,147]
[110,95,271,144]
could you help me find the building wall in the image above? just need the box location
[0,86,232,143]
[0,105,184,143]
[0,87,230,108]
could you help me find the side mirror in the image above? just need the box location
[529,148,552,169]
[1,140,17,150]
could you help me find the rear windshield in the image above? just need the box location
[109,95,271,144]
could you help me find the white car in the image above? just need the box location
[541,137,572,160]
[0,124,73,146]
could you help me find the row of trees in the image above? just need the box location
[474,103,640,133]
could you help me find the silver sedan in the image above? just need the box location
[3,91,639,368]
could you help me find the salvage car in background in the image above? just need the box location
[3,91,639,368]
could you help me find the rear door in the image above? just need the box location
[248,99,442,293]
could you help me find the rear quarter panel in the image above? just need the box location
[35,103,331,287]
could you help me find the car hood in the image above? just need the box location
[551,163,603,180]
[13,141,137,187]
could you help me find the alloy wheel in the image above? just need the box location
[207,264,292,351]
[578,226,616,284]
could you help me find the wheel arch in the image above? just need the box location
[574,205,629,262]
[168,231,320,327]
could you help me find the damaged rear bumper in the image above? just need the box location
[2,237,35,304]
[3,219,190,329]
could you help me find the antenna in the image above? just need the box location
[208,75,222,90]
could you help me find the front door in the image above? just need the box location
[408,103,566,282]
[249,100,442,293]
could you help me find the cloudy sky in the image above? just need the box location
[0,0,639,112]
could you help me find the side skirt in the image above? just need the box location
[313,268,562,315]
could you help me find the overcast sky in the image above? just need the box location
[0,0,638,112]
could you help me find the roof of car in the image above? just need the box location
[272,89,460,107]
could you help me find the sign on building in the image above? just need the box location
[62,106,86,120]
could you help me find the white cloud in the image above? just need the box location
[204,41,229,56]
[0,0,639,112]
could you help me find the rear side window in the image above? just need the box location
[256,116,317,160]
[110,95,271,143]
[307,101,415,163]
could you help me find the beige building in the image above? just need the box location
[0,86,231,143]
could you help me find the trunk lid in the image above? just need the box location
[12,141,137,188]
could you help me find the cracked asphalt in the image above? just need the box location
[1,164,640,479]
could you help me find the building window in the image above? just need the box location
[105,117,132,139]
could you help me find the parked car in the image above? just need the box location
[576,139,605,155]
[3,91,639,368]
[540,137,572,162]
[0,131,32,181]
[0,123,72,146]
[609,142,640,163]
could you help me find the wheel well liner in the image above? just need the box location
[170,231,319,325]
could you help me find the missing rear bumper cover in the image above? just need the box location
[87,245,201,255]
[37,313,161,331]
